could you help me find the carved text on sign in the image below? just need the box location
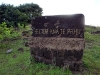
[34,29,82,35]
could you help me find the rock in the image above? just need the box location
[25,42,29,47]
[30,14,85,71]
[6,49,13,54]
[91,31,100,34]
[12,54,17,58]
[18,48,24,52]
[22,31,30,37]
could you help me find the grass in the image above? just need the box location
[0,39,30,75]
[0,25,100,75]
[0,39,73,75]
[82,26,100,75]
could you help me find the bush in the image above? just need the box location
[0,22,21,42]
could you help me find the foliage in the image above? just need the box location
[17,3,42,19]
[0,22,21,42]
[84,25,100,42]
[0,3,43,27]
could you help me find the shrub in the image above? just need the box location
[0,22,21,42]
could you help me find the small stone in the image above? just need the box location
[18,48,24,52]
[25,42,29,47]
[6,49,13,54]
[12,54,17,58]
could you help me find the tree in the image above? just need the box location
[0,3,43,27]
[17,3,43,23]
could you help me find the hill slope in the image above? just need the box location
[0,25,100,75]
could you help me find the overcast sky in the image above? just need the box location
[0,0,100,26]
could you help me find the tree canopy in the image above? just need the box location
[0,3,43,27]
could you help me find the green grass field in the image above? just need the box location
[0,25,100,75]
